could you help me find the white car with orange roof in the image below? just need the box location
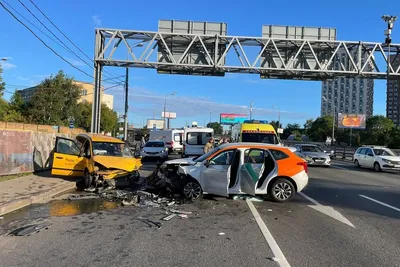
[161,142,308,202]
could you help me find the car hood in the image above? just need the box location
[379,156,400,161]
[302,151,329,158]
[142,147,165,153]
[93,155,141,172]
[164,157,196,165]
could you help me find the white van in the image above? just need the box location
[183,127,214,157]
[149,129,184,154]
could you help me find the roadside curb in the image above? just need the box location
[0,181,76,216]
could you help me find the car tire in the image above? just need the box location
[182,178,203,201]
[269,178,295,203]
[83,169,93,189]
[374,162,382,172]
[354,159,360,168]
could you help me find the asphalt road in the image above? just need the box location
[0,157,400,267]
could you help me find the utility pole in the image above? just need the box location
[272,105,281,137]
[332,105,335,146]
[209,110,212,125]
[250,101,253,120]
[124,67,129,141]
[382,15,398,106]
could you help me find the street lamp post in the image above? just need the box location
[209,110,212,125]
[163,91,177,129]
[272,105,281,137]
[382,15,398,103]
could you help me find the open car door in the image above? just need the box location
[202,149,237,197]
[240,149,267,196]
[51,137,85,177]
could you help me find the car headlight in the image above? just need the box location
[381,158,390,163]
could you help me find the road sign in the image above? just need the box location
[69,120,74,129]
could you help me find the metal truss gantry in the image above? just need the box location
[91,28,400,133]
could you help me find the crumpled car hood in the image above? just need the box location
[93,155,141,172]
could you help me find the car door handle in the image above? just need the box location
[56,156,64,159]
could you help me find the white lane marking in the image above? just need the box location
[359,195,400,212]
[246,199,291,267]
[330,165,351,171]
[298,192,355,228]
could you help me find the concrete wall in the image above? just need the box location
[0,122,86,175]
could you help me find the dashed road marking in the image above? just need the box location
[246,199,291,267]
[359,194,400,212]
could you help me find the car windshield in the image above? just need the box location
[145,141,164,147]
[194,147,221,162]
[302,145,323,152]
[92,142,132,157]
[241,133,279,144]
[373,148,397,156]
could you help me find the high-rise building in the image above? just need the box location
[386,57,400,124]
[320,50,374,117]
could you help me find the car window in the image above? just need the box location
[82,140,91,157]
[174,133,182,142]
[365,148,373,156]
[301,145,323,152]
[210,149,236,165]
[270,149,289,160]
[357,148,366,155]
[186,132,212,145]
[145,141,164,147]
[373,148,397,156]
[244,149,265,164]
[56,138,80,156]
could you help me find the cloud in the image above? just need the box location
[108,86,308,120]
[92,15,101,26]
[16,74,50,86]
[0,61,17,70]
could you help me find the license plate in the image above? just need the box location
[315,160,324,162]
[395,165,400,168]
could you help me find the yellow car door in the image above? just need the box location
[51,137,86,177]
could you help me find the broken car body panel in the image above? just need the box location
[51,134,142,184]
[170,143,308,199]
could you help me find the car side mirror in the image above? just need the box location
[204,160,210,168]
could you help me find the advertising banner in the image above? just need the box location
[147,119,165,130]
[220,113,247,125]
[337,113,366,129]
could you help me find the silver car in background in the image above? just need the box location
[294,144,331,167]
[141,140,169,161]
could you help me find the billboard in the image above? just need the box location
[147,119,165,130]
[337,113,366,129]
[220,113,247,125]
[161,112,177,119]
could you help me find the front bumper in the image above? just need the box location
[308,158,331,166]
[381,163,400,170]
[141,152,168,158]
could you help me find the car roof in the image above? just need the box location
[219,142,292,151]
[77,134,124,144]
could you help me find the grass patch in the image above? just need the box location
[0,172,32,182]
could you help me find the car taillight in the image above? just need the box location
[297,161,308,173]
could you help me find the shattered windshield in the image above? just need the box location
[194,147,221,163]
[92,142,132,157]
[373,148,397,156]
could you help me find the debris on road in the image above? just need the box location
[167,201,176,206]
[68,194,99,201]
[162,214,177,221]
[267,209,272,212]
[7,223,52,236]
[232,195,264,202]
[137,218,162,229]
[218,232,225,236]
[0,216,3,220]
[170,209,192,215]
[178,214,188,219]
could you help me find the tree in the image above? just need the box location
[303,118,314,136]
[0,65,5,98]
[269,120,279,131]
[361,115,394,146]
[282,123,302,140]
[74,101,92,131]
[0,91,26,123]
[206,122,223,135]
[100,103,118,133]
[26,71,81,125]
[308,116,334,142]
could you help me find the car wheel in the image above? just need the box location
[269,178,295,203]
[182,178,203,200]
[83,169,93,189]
[354,159,360,168]
[374,162,382,172]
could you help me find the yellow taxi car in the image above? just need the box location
[51,134,142,188]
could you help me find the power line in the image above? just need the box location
[16,0,93,69]
[27,0,126,85]
[0,1,93,78]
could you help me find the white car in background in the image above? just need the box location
[141,140,169,161]
[353,146,400,172]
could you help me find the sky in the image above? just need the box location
[0,0,399,128]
